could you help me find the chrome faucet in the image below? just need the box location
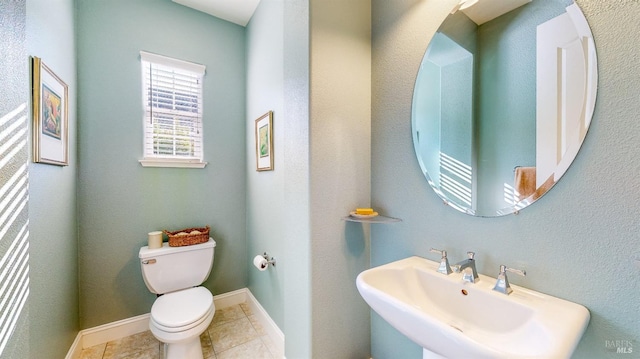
[492,265,526,295]
[429,248,453,275]
[453,252,479,283]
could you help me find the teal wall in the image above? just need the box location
[475,0,568,213]
[247,1,372,357]
[246,0,285,332]
[75,0,247,328]
[412,59,441,188]
[26,0,79,357]
[309,0,372,357]
[281,1,312,357]
[372,0,640,358]
[0,1,30,358]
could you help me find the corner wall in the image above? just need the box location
[246,1,315,357]
[309,0,372,357]
[247,1,373,357]
[281,1,312,357]
[246,0,285,330]
[372,0,640,357]
[26,0,79,357]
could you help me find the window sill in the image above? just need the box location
[139,158,207,168]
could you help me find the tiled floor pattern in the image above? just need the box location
[80,302,276,359]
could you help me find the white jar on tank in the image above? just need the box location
[139,238,216,359]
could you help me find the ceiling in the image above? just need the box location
[172,0,261,27]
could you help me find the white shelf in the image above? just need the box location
[342,214,402,224]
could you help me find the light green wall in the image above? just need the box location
[247,1,372,357]
[372,0,640,358]
[475,0,568,213]
[0,1,30,358]
[26,0,79,357]
[246,0,285,331]
[281,1,312,357]
[75,0,247,328]
[309,0,372,357]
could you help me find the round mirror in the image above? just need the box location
[411,0,597,216]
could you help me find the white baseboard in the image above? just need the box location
[64,313,151,359]
[65,333,83,359]
[65,288,284,359]
[213,287,249,308]
[244,289,285,359]
[82,313,151,349]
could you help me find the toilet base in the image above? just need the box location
[149,297,215,359]
[164,338,204,359]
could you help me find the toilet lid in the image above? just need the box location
[151,287,213,329]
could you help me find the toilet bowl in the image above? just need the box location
[149,287,215,359]
[139,238,217,359]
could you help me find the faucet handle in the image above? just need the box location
[429,248,446,256]
[429,248,453,275]
[504,265,526,277]
[466,251,475,260]
[493,265,526,295]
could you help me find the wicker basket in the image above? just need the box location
[163,226,210,247]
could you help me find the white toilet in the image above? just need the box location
[139,238,216,359]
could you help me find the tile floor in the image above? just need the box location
[80,302,276,359]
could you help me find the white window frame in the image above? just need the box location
[139,51,207,168]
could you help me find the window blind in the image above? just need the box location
[140,51,205,163]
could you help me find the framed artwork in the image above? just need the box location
[32,56,69,166]
[255,111,273,171]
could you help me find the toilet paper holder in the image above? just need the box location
[262,252,276,267]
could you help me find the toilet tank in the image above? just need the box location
[139,238,216,294]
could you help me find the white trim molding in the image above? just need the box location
[139,158,207,168]
[65,288,284,359]
[245,289,285,359]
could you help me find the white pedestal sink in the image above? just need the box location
[356,256,589,359]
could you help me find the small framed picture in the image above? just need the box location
[31,56,69,166]
[255,111,274,171]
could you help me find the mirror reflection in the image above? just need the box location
[412,0,597,216]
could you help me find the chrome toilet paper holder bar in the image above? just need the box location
[262,252,276,267]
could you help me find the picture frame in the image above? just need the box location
[255,111,274,171]
[31,56,69,166]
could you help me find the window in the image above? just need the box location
[139,51,207,168]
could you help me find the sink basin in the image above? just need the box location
[356,256,589,358]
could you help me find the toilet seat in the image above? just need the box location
[150,286,214,333]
